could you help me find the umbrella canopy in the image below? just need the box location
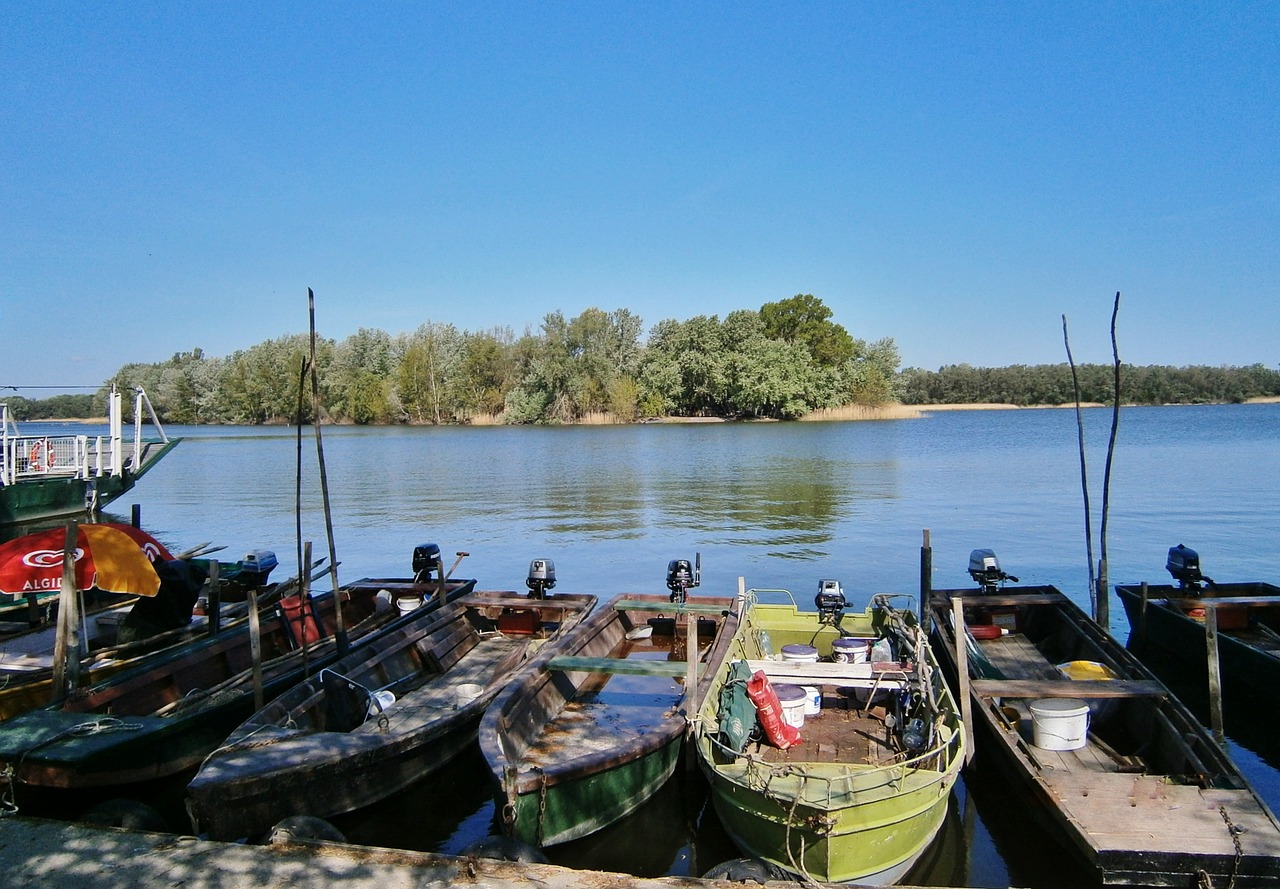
[0,524,167,597]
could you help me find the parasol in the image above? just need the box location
[0,524,167,598]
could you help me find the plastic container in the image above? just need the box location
[1029,698,1090,750]
[780,644,819,663]
[395,596,422,616]
[831,637,874,664]
[775,684,807,728]
[801,685,821,715]
[1056,660,1118,723]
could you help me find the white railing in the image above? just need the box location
[0,387,168,486]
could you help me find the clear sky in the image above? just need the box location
[3,3,1276,394]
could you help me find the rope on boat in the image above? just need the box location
[0,716,142,817]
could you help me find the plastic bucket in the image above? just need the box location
[775,684,806,728]
[396,596,422,615]
[831,637,873,664]
[780,644,819,663]
[368,690,396,715]
[455,683,484,708]
[801,685,821,715]
[1029,698,1090,750]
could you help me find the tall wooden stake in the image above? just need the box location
[1205,604,1226,746]
[50,521,80,703]
[920,529,933,634]
[309,288,347,654]
[952,595,974,764]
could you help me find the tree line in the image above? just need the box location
[897,362,1280,406]
[6,296,1276,424]
[78,295,900,425]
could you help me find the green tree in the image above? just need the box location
[759,294,855,367]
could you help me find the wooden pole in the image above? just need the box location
[1205,603,1226,746]
[920,529,933,634]
[1136,581,1149,647]
[207,559,222,636]
[248,581,264,712]
[50,521,79,703]
[952,595,974,764]
[308,289,346,654]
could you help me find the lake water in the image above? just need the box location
[12,403,1280,887]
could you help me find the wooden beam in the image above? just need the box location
[613,599,727,615]
[547,656,689,677]
[971,679,1166,699]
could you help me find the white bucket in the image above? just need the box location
[801,685,821,715]
[1029,698,1090,751]
[831,637,874,664]
[396,596,423,615]
[369,690,396,713]
[780,644,819,663]
[775,684,806,728]
[455,683,484,709]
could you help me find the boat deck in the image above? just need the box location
[740,691,901,767]
[960,611,1280,881]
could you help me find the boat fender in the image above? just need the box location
[80,798,168,833]
[266,815,347,845]
[747,670,801,749]
[969,624,1008,641]
[461,836,550,864]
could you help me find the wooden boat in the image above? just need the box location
[930,551,1280,887]
[0,568,477,805]
[0,553,296,722]
[479,590,740,847]
[0,388,179,528]
[1117,545,1280,698]
[186,589,597,840]
[692,583,965,885]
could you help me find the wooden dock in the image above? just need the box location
[0,815,964,889]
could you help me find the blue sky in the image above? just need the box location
[2,3,1276,394]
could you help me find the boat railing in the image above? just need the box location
[744,587,801,610]
[0,387,169,487]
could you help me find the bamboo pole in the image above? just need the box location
[207,558,222,636]
[952,595,973,764]
[309,289,346,654]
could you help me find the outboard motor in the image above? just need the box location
[412,543,442,585]
[1166,544,1213,590]
[968,548,1018,595]
[526,558,557,599]
[815,579,848,627]
[237,550,278,588]
[666,554,700,604]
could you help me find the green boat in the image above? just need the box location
[692,582,965,885]
[479,562,740,848]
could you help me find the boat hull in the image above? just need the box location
[693,594,965,885]
[187,592,596,841]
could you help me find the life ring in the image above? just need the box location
[28,440,54,471]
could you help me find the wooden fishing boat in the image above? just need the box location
[186,589,597,840]
[692,583,965,885]
[0,566,478,811]
[930,550,1280,887]
[1117,545,1280,698]
[479,586,739,847]
[0,552,295,722]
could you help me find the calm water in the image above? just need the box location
[12,403,1280,887]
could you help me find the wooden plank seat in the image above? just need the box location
[612,599,731,615]
[971,678,1168,699]
[745,659,914,690]
[546,655,691,677]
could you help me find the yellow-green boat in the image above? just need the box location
[692,583,965,885]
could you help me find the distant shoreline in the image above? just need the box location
[34,396,1280,426]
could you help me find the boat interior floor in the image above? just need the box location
[743,692,903,767]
